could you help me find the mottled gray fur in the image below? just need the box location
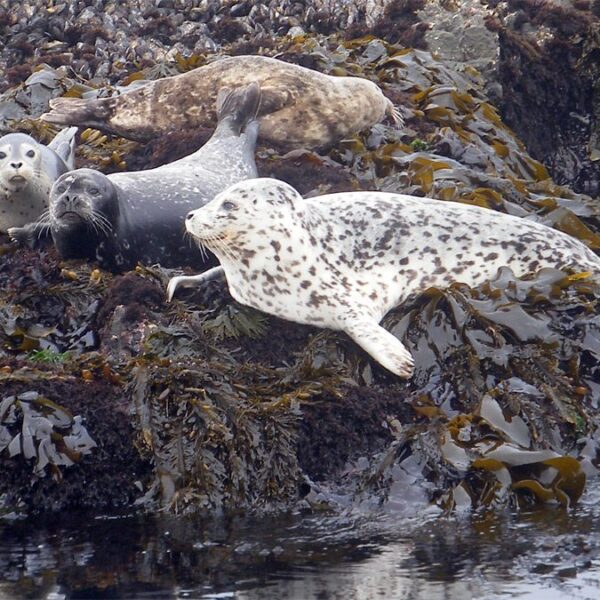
[11,84,261,271]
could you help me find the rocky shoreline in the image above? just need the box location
[0,1,599,518]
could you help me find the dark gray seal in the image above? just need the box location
[12,83,261,271]
[0,127,77,232]
[41,55,401,149]
[168,178,600,379]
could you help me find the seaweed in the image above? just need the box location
[0,390,96,478]
[0,29,599,518]
[489,1,600,195]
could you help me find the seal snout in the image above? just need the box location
[184,209,200,235]
[54,192,87,223]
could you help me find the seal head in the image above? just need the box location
[180,177,600,379]
[49,168,121,262]
[0,128,77,232]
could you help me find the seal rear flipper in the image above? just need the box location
[41,97,111,130]
[215,82,262,137]
[342,315,415,379]
[48,126,78,169]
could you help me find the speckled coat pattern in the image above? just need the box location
[40,86,260,271]
[180,178,600,378]
[42,55,396,149]
[0,129,76,232]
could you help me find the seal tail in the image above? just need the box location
[48,126,78,169]
[215,82,262,137]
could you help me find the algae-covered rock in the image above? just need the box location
[0,20,599,518]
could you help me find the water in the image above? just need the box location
[1,482,600,600]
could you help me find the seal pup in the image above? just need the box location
[168,178,600,379]
[0,127,77,232]
[41,55,401,149]
[11,83,261,271]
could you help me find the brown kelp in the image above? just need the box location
[1,29,599,517]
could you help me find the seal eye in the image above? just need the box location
[222,201,236,211]
[89,187,100,195]
[26,150,35,158]
[0,152,5,160]
[56,184,66,194]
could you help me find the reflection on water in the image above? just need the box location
[1,482,600,600]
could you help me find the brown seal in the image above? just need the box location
[41,55,401,149]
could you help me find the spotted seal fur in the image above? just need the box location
[0,127,77,232]
[41,55,401,149]
[10,84,261,271]
[168,178,600,378]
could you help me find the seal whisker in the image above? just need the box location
[201,234,222,259]
[37,222,52,239]
[90,209,113,235]
[190,234,210,261]
[209,235,237,264]
[198,240,210,262]
[34,210,52,239]
[202,234,226,262]
[35,209,51,224]
[89,219,108,237]
[183,229,206,258]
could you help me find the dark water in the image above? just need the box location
[2,482,600,600]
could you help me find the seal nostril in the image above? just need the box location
[11,162,22,169]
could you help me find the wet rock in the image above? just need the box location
[0,8,599,518]
[489,1,600,195]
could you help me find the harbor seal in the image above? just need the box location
[41,55,401,149]
[0,127,77,232]
[167,178,600,378]
[10,83,261,271]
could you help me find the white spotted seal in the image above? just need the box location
[0,127,77,232]
[168,178,600,379]
[10,84,261,271]
[41,55,401,149]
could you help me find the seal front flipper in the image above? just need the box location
[48,126,78,170]
[8,220,49,248]
[341,314,415,379]
[167,266,226,302]
[257,86,295,116]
